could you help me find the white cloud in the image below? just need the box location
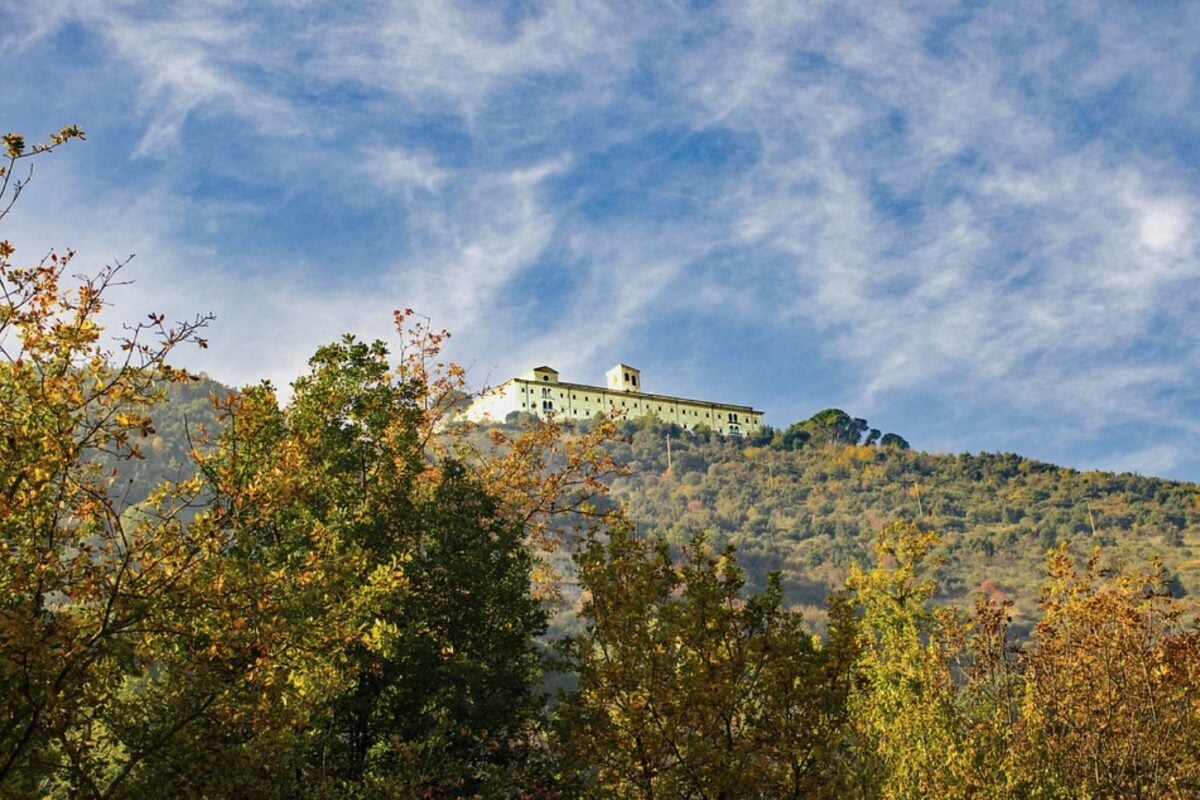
[393,155,570,332]
[1134,197,1190,254]
[1093,443,1187,478]
[305,1,641,123]
[366,147,450,193]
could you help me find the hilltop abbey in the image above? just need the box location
[463,363,764,437]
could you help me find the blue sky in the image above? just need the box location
[3,1,1199,480]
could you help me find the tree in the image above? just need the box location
[176,332,557,797]
[878,433,909,450]
[776,422,812,451]
[348,462,548,796]
[1009,547,1200,797]
[802,409,869,447]
[842,522,1018,799]
[557,528,853,798]
[0,127,225,798]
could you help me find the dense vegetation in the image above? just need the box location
[5,129,1200,798]
[599,418,1200,630]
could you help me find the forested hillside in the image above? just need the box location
[599,417,1200,628]
[105,373,229,504]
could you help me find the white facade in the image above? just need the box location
[463,364,765,437]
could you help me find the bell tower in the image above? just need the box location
[605,363,641,393]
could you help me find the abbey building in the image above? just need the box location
[463,363,764,437]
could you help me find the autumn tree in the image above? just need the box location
[161,332,556,797]
[1009,547,1200,797]
[557,527,854,798]
[0,128,600,798]
[842,522,1020,799]
[0,127,226,798]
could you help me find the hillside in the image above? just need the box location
[595,417,1200,629]
[105,374,232,505]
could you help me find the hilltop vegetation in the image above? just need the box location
[600,416,1200,628]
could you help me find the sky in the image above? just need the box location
[2,1,1199,481]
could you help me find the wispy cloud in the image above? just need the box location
[364,146,451,194]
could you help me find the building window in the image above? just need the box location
[543,375,549,381]
[542,400,553,411]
